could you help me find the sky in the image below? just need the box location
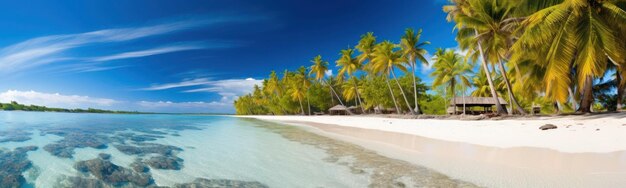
[0,0,458,113]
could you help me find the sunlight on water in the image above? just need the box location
[0,111,473,187]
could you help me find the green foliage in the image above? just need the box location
[0,101,142,114]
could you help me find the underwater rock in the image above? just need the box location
[173,178,269,188]
[0,146,38,188]
[130,159,149,173]
[0,130,32,143]
[56,176,110,188]
[0,173,25,188]
[98,153,111,160]
[146,156,183,170]
[114,143,182,156]
[43,133,108,158]
[74,158,153,187]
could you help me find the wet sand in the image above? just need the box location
[275,120,626,188]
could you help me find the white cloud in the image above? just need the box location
[141,78,213,91]
[0,18,236,73]
[90,44,206,62]
[136,100,233,113]
[325,70,333,77]
[0,90,119,109]
[141,77,261,108]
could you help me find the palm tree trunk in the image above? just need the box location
[410,57,421,114]
[391,70,415,115]
[298,99,305,115]
[497,60,526,115]
[451,79,456,115]
[385,76,401,113]
[578,76,594,113]
[475,29,505,114]
[307,93,311,115]
[616,70,623,111]
[324,80,352,115]
[568,86,579,111]
[353,81,365,113]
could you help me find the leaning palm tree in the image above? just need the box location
[450,0,526,115]
[431,49,473,114]
[336,48,365,112]
[400,28,430,114]
[370,41,413,114]
[309,55,352,114]
[511,0,626,113]
[444,0,506,114]
[297,66,312,115]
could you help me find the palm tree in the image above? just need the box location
[356,32,377,74]
[288,73,307,115]
[297,66,312,115]
[309,55,352,114]
[431,49,473,114]
[371,41,414,114]
[336,48,365,112]
[450,0,527,115]
[341,77,361,109]
[444,0,506,114]
[471,70,504,97]
[512,0,626,113]
[400,28,430,114]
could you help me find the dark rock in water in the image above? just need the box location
[0,172,25,188]
[74,158,153,186]
[112,133,166,143]
[173,178,269,188]
[114,143,182,156]
[130,159,149,173]
[98,153,111,160]
[539,124,557,130]
[43,133,108,158]
[0,146,38,188]
[146,156,183,170]
[56,176,109,188]
[0,130,32,143]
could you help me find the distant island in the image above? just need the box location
[0,101,145,114]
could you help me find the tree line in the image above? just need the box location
[235,0,626,115]
[0,101,143,114]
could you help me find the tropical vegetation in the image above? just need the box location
[235,0,626,115]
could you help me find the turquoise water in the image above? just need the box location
[0,111,473,188]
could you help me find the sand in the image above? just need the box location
[242,114,626,188]
[243,114,626,153]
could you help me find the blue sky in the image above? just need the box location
[0,0,458,113]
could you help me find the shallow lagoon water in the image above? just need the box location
[0,111,473,187]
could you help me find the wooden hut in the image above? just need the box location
[448,97,508,115]
[374,105,396,114]
[329,105,349,115]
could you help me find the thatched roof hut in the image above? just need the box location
[449,97,508,106]
[448,97,508,115]
[329,105,349,115]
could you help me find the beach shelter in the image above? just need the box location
[448,97,508,115]
[329,105,349,115]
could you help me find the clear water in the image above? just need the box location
[0,111,473,188]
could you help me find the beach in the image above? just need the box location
[243,114,626,188]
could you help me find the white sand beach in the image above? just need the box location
[245,114,626,153]
[243,114,626,188]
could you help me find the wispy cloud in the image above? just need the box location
[141,78,212,91]
[0,16,251,73]
[89,41,241,62]
[136,100,233,113]
[141,77,262,104]
[0,90,119,109]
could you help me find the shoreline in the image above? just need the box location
[242,114,626,153]
[242,115,626,187]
